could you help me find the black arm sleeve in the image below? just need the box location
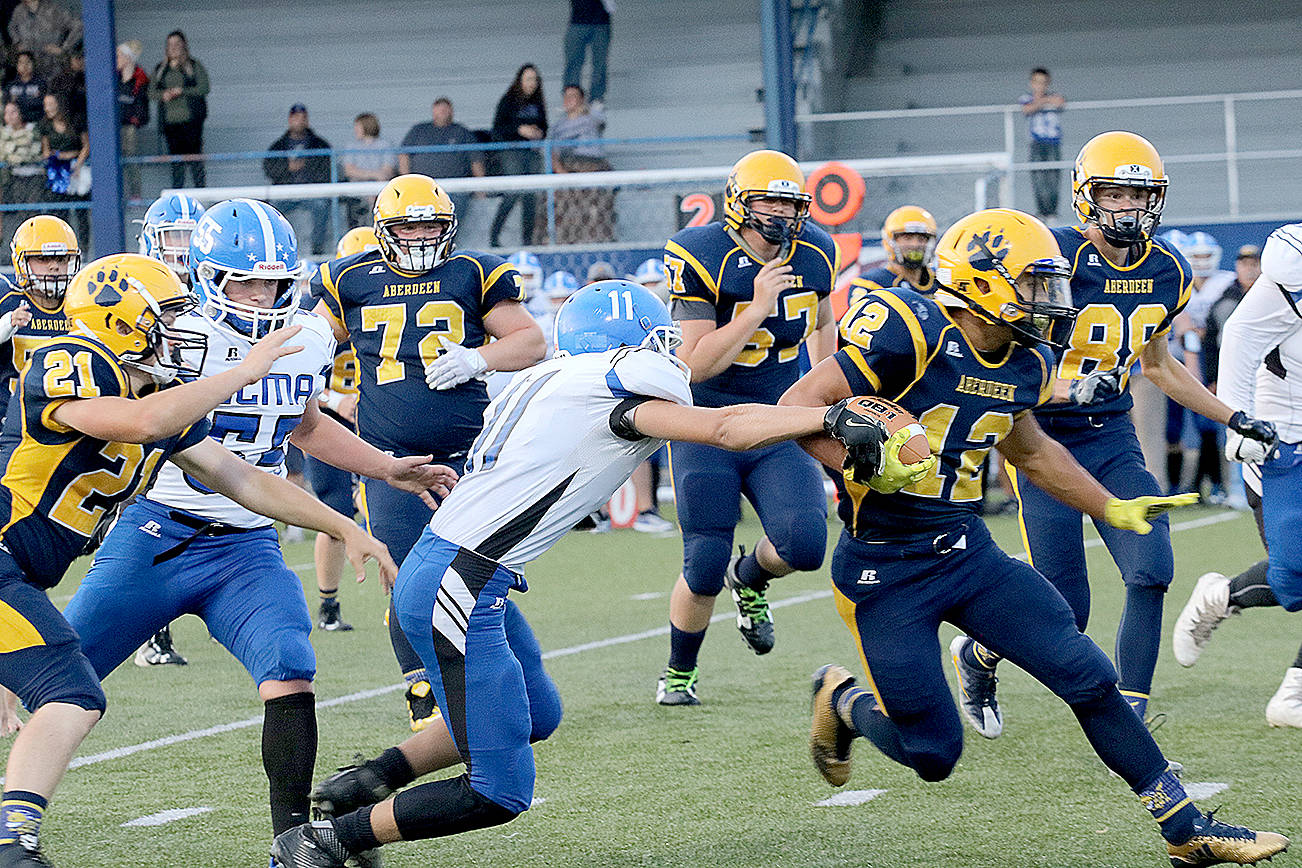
[609,396,656,442]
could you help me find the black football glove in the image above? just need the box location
[1226,410,1279,463]
[824,399,888,485]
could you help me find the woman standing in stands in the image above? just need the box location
[151,30,209,188]
[37,92,88,246]
[489,63,547,247]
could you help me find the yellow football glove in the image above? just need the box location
[1102,493,1200,534]
[867,427,938,494]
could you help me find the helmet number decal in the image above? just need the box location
[192,216,223,256]
[608,289,637,321]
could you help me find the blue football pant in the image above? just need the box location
[393,529,561,813]
[670,439,827,596]
[0,551,105,713]
[1261,442,1302,611]
[65,500,315,686]
[832,519,1119,781]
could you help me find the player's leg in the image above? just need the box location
[810,534,963,785]
[727,441,827,654]
[659,442,744,704]
[0,565,105,862]
[304,453,356,632]
[952,539,1286,860]
[360,476,440,728]
[1086,417,1173,720]
[1259,444,1302,726]
[198,530,318,837]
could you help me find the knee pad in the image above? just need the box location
[527,675,563,744]
[257,627,317,685]
[894,708,961,783]
[19,641,107,714]
[912,749,961,783]
[682,534,732,596]
[769,513,828,573]
[392,774,521,841]
[1045,638,1118,706]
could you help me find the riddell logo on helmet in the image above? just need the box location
[766,179,799,194]
[40,243,70,254]
[1113,163,1152,180]
[404,205,442,218]
[251,261,282,272]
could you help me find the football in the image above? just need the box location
[844,396,932,464]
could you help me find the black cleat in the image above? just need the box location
[311,757,393,818]
[134,625,187,666]
[404,680,443,732]
[317,598,353,632]
[270,821,352,868]
[722,548,773,655]
[0,841,52,868]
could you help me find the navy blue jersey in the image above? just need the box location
[1039,226,1192,418]
[843,264,935,312]
[0,336,210,587]
[313,249,524,457]
[666,221,838,407]
[0,281,67,401]
[834,287,1053,537]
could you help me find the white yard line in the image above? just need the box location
[37,510,1247,776]
[122,807,213,827]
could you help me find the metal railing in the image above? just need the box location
[797,88,1302,222]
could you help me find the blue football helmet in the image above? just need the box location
[138,192,206,280]
[508,250,543,300]
[189,198,304,339]
[1183,230,1223,278]
[543,270,579,303]
[553,279,681,357]
[633,258,667,287]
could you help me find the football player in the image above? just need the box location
[0,253,396,868]
[953,132,1277,734]
[303,226,378,633]
[133,192,207,666]
[657,149,839,704]
[268,280,885,868]
[1172,222,1302,728]
[785,208,1287,868]
[311,174,546,731]
[61,202,453,842]
[535,270,578,352]
[842,204,937,313]
[633,256,669,302]
[0,216,79,401]
[507,250,544,314]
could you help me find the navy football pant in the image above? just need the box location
[304,452,355,518]
[361,475,437,679]
[1009,411,1171,710]
[832,518,1121,782]
[0,551,104,713]
[670,439,827,596]
[393,529,561,816]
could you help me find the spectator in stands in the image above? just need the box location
[399,97,485,218]
[585,260,615,284]
[48,45,83,127]
[1019,67,1065,219]
[563,0,612,111]
[37,90,87,245]
[151,29,209,188]
[552,84,612,244]
[264,103,332,255]
[5,50,45,124]
[116,39,148,202]
[490,63,547,248]
[341,111,395,226]
[7,0,80,80]
[0,99,44,242]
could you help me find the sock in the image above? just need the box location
[1293,642,1302,671]
[1228,560,1277,608]
[842,689,911,768]
[735,549,776,591]
[319,588,337,602]
[962,639,1001,671]
[262,692,318,836]
[0,791,47,847]
[330,806,379,854]
[667,624,706,672]
[1115,585,1164,718]
[1137,768,1201,844]
[403,668,430,688]
[390,597,427,679]
[369,746,416,792]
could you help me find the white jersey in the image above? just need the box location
[1219,223,1302,444]
[145,312,336,526]
[1186,270,1235,329]
[429,347,692,571]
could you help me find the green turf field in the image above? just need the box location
[6,503,1297,867]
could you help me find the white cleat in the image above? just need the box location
[1172,572,1236,667]
[1266,667,1302,728]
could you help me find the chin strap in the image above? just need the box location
[724,226,789,265]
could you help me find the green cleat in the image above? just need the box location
[656,666,700,706]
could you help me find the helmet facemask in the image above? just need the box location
[377,214,457,273]
[990,257,1076,348]
[196,265,301,340]
[1082,181,1166,246]
[889,230,936,269]
[144,221,198,278]
[741,193,810,247]
[119,291,208,384]
[18,250,81,306]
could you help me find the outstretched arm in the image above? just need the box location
[629,400,827,452]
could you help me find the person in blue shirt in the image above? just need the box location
[1020,67,1066,219]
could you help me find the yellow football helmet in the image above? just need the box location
[1072,131,1168,245]
[881,205,937,268]
[934,209,1076,348]
[335,226,380,259]
[64,253,207,382]
[373,174,457,273]
[11,215,81,307]
[722,150,811,247]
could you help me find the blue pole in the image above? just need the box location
[760,0,797,155]
[82,0,125,255]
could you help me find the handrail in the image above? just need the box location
[796,87,1302,124]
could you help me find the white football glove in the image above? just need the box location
[1068,366,1124,406]
[423,341,489,390]
[1225,431,1274,465]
